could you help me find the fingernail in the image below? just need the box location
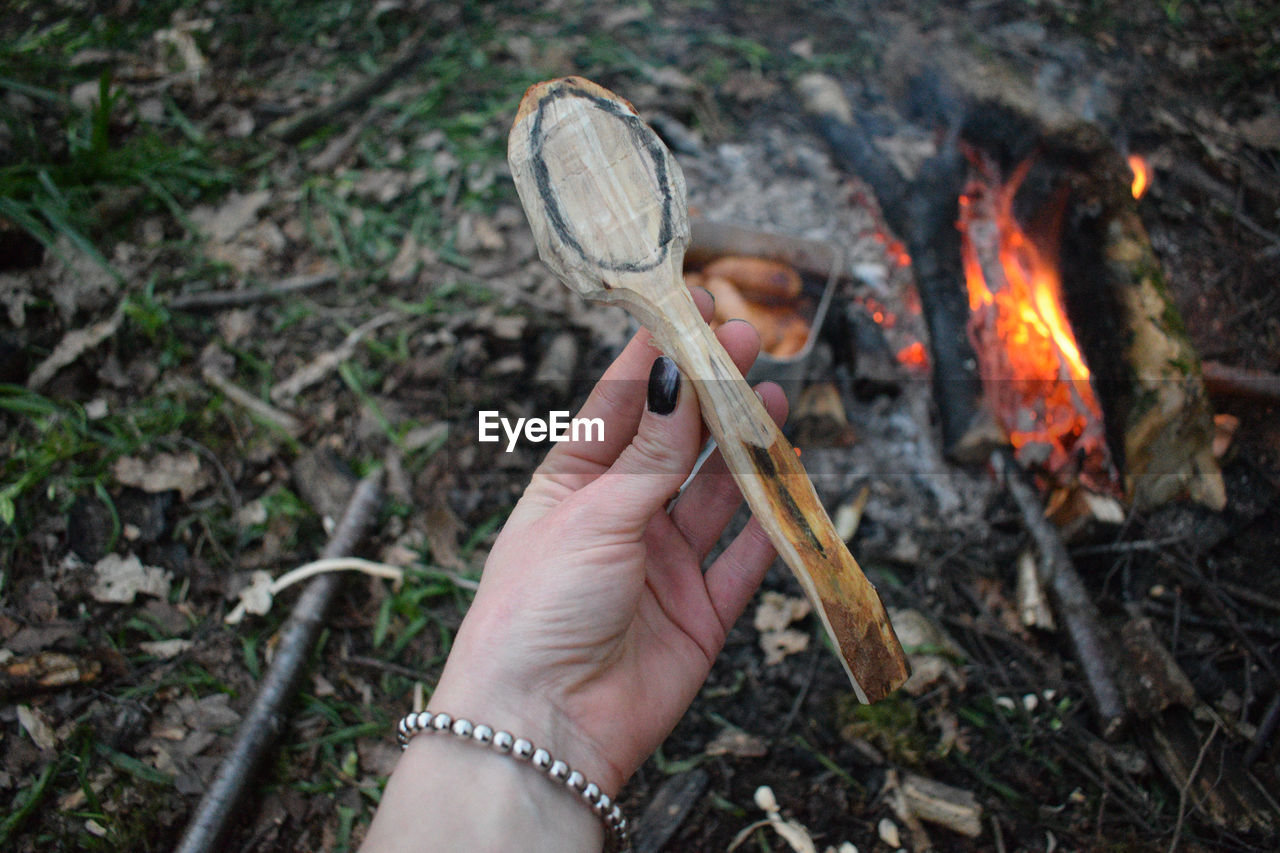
[647,356,680,415]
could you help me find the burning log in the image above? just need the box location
[1059,166,1225,510]
[958,153,1113,491]
[797,74,1001,463]
[801,59,1225,511]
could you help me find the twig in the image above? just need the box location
[307,103,390,172]
[992,448,1127,738]
[201,366,304,436]
[1167,720,1219,853]
[269,311,398,403]
[345,654,427,681]
[1200,360,1280,403]
[1164,557,1280,685]
[1068,536,1188,557]
[168,270,338,312]
[1215,579,1280,615]
[26,304,124,389]
[268,35,431,144]
[174,469,384,853]
[1242,692,1280,769]
[780,638,824,735]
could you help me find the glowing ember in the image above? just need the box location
[896,341,928,369]
[958,155,1113,486]
[1128,155,1150,200]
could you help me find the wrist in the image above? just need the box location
[430,663,625,797]
[363,722,604,853]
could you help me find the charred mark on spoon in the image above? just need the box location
[747,443,827,557]
[528,81,675,281]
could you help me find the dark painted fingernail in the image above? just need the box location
[647,356,680,415]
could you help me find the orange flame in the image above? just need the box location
[1128,154,1150,200]
[959,157,1112,485]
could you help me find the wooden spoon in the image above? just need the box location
[508,77,908,702]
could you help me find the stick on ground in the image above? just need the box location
[993,448,1126,737]
[174,468,384,853]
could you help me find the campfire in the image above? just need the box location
[957,152,1114,492]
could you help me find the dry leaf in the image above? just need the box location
[153,19,211,77]
[0,271,35,326]
[424,493,466,571]
[47,235,119,321]
[753,591,812,633]
[17,704,58,751]
[112,451,210,499]
[192,189,270,243]
[27,305,124,389]
[760,628,809,666]
[755,591,813,665]
[890,608,966,695]
[705,727,769,758]
[91,553,172,604]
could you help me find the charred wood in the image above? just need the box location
[1059,169,1225,510]
[798,76,999,462]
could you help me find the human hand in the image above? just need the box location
[434,289,787,793]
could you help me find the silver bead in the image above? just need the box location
[606,805,624,829]
[581,782,600,805]
[451,718,474,738]
[595,793,612,816]
[492,731,514,752]
[565,770,586,793]
[548,759,569,782]
[431,713,452,732]
[413,712,432,732]
[531,748,552,771]
[472,724,494,745]
[511,738,534,761]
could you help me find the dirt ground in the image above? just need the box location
[2,1,1278,851]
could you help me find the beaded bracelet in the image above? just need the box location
[397,710,630,852]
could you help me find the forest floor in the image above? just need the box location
[2,1,1279,851]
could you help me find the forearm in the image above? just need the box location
[361,729,603,853]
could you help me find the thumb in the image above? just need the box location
[590,356,702,532]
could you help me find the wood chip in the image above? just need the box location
[17,704,57,750]
[901,773,983,838]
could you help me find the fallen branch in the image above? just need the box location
[268,35,431,144]
[174,468,383,853]
[168,270,338,312]
[992,448,1126,737]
